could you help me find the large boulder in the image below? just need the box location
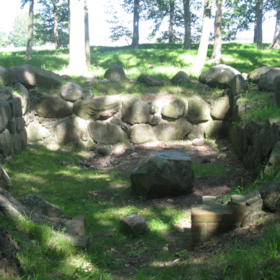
[187,123,206,140]
[34,67,62,88]
[0,87,13,101]
[0,227,21,279]
[153,118,193,141]
[230,74,247,96]
[199,64,240,89]
[131,149,195,198]
[161,99,186,119]
[170,71,191,86]
[0,65,9,86]
[264,141,280,176]
[73,96,121,120]
[273,75,280,106]
[88,121,129,145]
[187,96,211,123]
[258,68,280,91]
[19,194,69,219]
[129,124,156,144]
[260,179,280,212]
[54,118,78,144]
[0,98,12,132]
[0,164,12,192]
[104,64,126,83]
[14,83,29,115]
[60,82,86,102]
[211,95,231,121]
[36,96,73,118]
[8,64,36,87]
[137,74,167,86]
[248,66,273,85]
[0,129,11,156]
[204,120,227,140]
[122,99,150,124]
[26,121,52,142]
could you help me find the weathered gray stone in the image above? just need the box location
[7,117,17,134]
[104,64,126,83]
[230,74,247,96]
[26,121,52,142]
[19,194,69,219]
[161,99,185,119]
[153,118,193,141]
[64,235,90,249]
[0,65,9,86]
[245,190,262,205]
[248,66,273,85]
[246,199,263,213]
[122,99,149,124]
[16,117,25,133]
[8,64,36,87]
[129,124,156,144]
[131,150,195,198]
[54,118,78,144]
[119,214,149,236]
[241,210,267,227]
[0,87,13,101]
[264,141,280,176]
[187,96,210,123]
[273,75,280,106]
[65,216,87,236]
[204,120,227,140]
[192,138,204,146]
[0,164,12,192]
[11,132,23,155]
[148,113,162,126]
[137,74,167,86]
[233,98,255,122]
[60,82,85,102]
[0,226,21,279]
[171,71,191,86]
[199,64,240,89]
[14,83,29,115]
[34,67,62,88]
[73,96,121,120]
[187,123,206,140]
[260,179,280,212]
[97,146,111,155]
[228,123,244,160]
[0,129,11,156]
[0,98,12,132]
[36,96,73,118]
[88,121,129,145]
[258,68,280,92]
[9,97,22,118]
[211,95,231,120]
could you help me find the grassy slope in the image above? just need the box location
[1,43,280,279]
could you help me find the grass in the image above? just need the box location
[1,42,280,279]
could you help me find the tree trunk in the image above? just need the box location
[210,0,223,63]
[69,0,87,73]
[169,0,175,43]
[25,0,33,59]
[270,9,280,49]
[256,0,263,49]
[194,0,211,71]
[53,0,59,49]
[85,0,90,67]
[131,0,140,49]
[254,19,257,43]
[183,0,191,49]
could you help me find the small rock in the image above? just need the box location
[131,152,138,158]
[119,214,149,236]
[101,78,109,83]
[192,138,204,146]
[220,147,228,151]
[127,144,136,151]
[167,199,174,203]
[97,146,111,156]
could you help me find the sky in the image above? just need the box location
[0,0,276,47]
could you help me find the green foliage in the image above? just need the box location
[8,11,28,47]
[34,0,69,48]
[0,29,9,48]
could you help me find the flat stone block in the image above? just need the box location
[231,195,247,214]
[64,235,90,249]
[65,215,87,236]
[191,223,206,233]
[245,190,261,205]
[207,223,236,234]
[202,196,217,205]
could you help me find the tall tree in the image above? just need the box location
[256,0,263,49]
[169,0,175,42]
[24,0,34,59]
[131,0,140,49]
[183,0,191,49]
[85,0,90,67]
[210,0,223,63]
[194,0,211,70]
[69,0,87,72]
[53,0,59,49]
[269,1,280,49]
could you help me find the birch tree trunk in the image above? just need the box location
[183,0,191,49]
[194,0,211,71]
[54,0,59,49]
[270,9,280,49]
[131,0,140,49]
[210,0,223,63]
[25,0,33,59]
[85,0,90,67]
[256,0,263,49]
[169,0,175,43]
[69,0,87,73]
